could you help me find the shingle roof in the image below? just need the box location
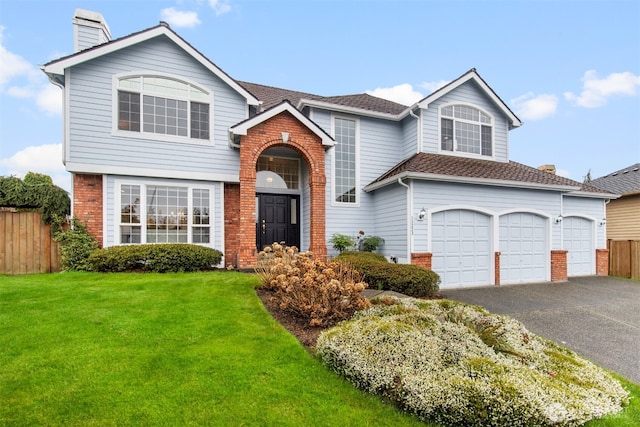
[367,153,611,194]
[589,163,640,196]
[238,82,407,116]
[237,81,323,110]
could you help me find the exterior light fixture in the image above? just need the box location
[599,218,606,226]
[418,208,427,221]
[555,215,563,224]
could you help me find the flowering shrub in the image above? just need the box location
[256,243,371,327]
[316,297,629,426]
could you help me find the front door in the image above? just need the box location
[256,194,300,251]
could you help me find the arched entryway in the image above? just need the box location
[233,109,328,268]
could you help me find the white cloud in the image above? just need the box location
[160,8,201,28]
[209,0,232,16]
[0,26,62,115]
[36,84,62,115]
[0,26,40,92]
[0,144,70,191]
[510,92,558,121]
[366,83,424,106]
[564,70,640,108]
[418,80,449,93]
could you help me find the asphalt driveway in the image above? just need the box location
[441,276,640,384]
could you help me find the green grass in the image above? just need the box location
[0,272,637,426]
[0,272,425,426]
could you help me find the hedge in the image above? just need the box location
[88,244,223,273]
[337,251,440,297]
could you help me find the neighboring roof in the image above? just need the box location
[229,101,334,147]
[42,23,259,106]
[589,163,640,196]
[364,153,613,196]
[417,68,522,129]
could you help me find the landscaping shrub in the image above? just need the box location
[256,243,371,327]
[337,252,440,297]
[0,173,70,224]
[54,217,99,271]
[317,297,629,427]
[88,244,223,273]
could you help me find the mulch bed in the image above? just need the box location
[255,287,326,349]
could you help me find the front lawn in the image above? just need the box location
[1,272,638,426]
[0,272,423,426]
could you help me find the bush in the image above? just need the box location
[337,252,440,297]
[88,244,223,273]
[329,233,355,253]
[0,173,70,224]
[255,243,371,327]
[54,217,99,271]
[317,297,629,426]
[360,235,384,252]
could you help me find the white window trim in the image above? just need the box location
[114,178,216,247]
[437,102,495,160]
[111,71,214,146]
[330,114,360,207]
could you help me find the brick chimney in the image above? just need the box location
[538,164,556,175]
[72,9,111,53]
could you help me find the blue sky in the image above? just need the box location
[1,0,639,192]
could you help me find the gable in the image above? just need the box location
[418,69,521,129]
[42,24,259,106]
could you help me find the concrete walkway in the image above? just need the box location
[440,276,640,384]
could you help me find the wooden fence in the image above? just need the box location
[0,210,63,274]
[608,240,640,280]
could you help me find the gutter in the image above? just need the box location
[397,178,412,261]
[408,108,421,153]
[364,171,581,193]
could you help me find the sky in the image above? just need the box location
[1,0,639,192]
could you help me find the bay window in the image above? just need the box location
[118,182,213,245]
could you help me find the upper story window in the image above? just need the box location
[117,75,210,141]
[333,117,358,204]
[440,104,492,157]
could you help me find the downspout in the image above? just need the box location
[228,130,241,149]
[408,107,422,153]
[398,177,412,262]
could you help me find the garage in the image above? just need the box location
[431,209,491,288]
[499,213,547,284]
[563,217,594,276]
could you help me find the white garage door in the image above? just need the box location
[432,210,491,288]
[499,213,547,284]
[563,217,594,276]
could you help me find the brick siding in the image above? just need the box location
[237,110,327,268]
[595,248,609,275]
[411,252,432,270]
[224,183,241,268]
[550,250,568,282]
[73,173,103,246]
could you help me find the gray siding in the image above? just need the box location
[421,81,509,162]
[68,35,247,179]
[76,25,108,52]
[320,111,405,254]
[372,184,409,262]
[411,181,562,252]
[401,114,418,159]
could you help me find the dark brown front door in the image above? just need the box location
[256,194,300,251]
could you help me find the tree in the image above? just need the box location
[583,169,592,184]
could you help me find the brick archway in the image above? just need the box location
[234,111,327,268]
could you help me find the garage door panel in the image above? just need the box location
[432,210,491,288]
[499,213,547,285]
[563,217,594,276]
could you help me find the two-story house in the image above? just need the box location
[42,9,613,288]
